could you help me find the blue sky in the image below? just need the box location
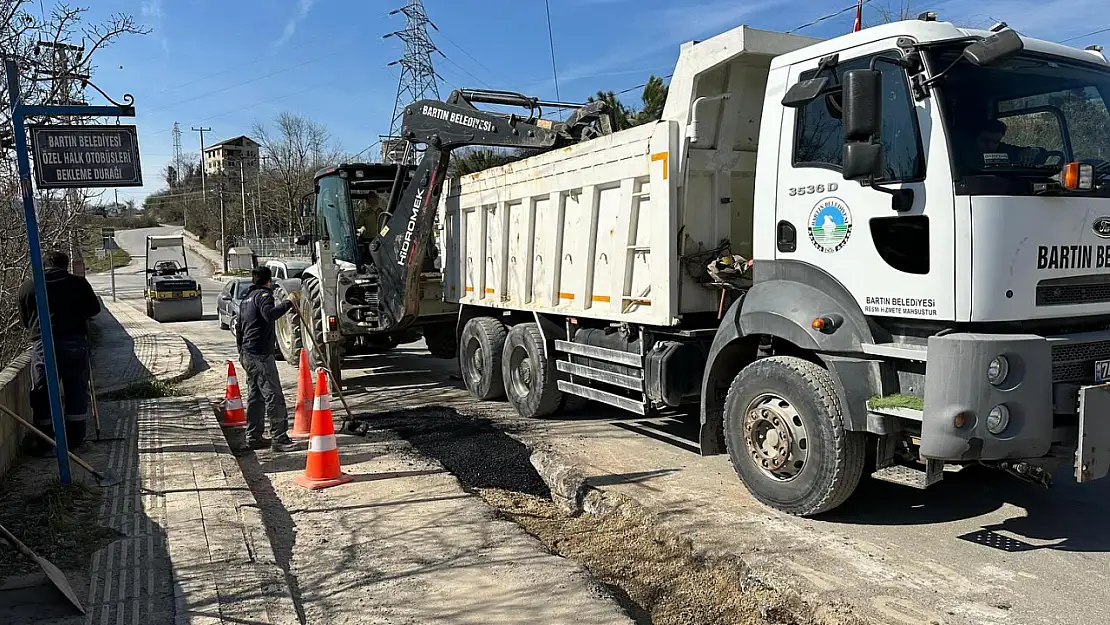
[74,0,1109,205]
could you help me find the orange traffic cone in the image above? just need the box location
[222,360,247,427]
[295,368,352,490]
[288,349,314,440]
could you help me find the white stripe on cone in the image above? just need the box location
[227,376,238,385]
[312,395,330,412]
[225,398,243,410]
[308,434,337,453]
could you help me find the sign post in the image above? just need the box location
[3,58,139,485]
[103,228,117,301]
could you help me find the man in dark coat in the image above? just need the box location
[235,265,300,452]
[18,250,101,452]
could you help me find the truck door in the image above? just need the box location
[777,43,956,322]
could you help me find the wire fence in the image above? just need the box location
[242,236,312,260]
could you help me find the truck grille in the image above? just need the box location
[1051,339,1110,382]
[1037,276,1110,306]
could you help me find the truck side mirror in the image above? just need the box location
[962,29,1023,67]
[781,76,829,108]
[842,69,882,141]
[842,142,884,180]
[841,69,884,182]
[294,234,311,246]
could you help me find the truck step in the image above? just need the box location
[871,459,944,489]
[555,340,642,367]
[556,360,643,391]
[557,380,647,414]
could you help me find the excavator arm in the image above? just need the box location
[368,89,613,331]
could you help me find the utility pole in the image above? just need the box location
[218,183,228,273]
[255,154,267,241]
[239,158,248,246]
[191,126,211,231]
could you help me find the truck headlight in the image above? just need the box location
[987,404,1010,435]
[987,356,1009,386]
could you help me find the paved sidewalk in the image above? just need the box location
[75,302,298,624]
[91,300,193,393]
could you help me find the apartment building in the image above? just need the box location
[203,135,260,177]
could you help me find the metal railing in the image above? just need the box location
[242,236,311,260]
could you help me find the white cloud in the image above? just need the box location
[141,0,164,19]
[273,0,317,50]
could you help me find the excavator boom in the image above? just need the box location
[368,89,613,330]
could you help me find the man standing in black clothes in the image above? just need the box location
[236,265,300,452]
[18,250,101,453]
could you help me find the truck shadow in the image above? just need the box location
[826,466,1110,553]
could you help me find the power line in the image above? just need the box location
[436,31,495,78]
[1061,26,1110,43]
[544,0,561,100]
[788,0,873,34]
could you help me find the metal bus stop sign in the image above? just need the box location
[29,124,142,189]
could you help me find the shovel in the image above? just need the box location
[87,351,101,441]
[324,367,355,429]
[0,522,85,614]
[0,405,121,487]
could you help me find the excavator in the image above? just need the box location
[276,89,614,383]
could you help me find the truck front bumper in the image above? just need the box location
[920,332,1110,483]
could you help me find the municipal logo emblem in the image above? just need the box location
[808,197,852,253]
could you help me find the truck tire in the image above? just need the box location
[423,321,457,359]
[300,276,343,385]
[459,317,506,400]
[502,322,563,418]
[275,310,301,363]
[722,355,865,517]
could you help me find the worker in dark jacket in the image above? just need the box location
[18,250,101,453]
[235,265,300,452]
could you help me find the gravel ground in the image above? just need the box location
[368,407,866,625]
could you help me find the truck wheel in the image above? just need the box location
[423,322,457,359]
[300,276,342,383]
[275,311,302,363]
[502,323,563,418]
[722,355,865,517]
[459,317,506,400]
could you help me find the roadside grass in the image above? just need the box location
[868,393,924,411]
[81,232,131,274]
[100,378,180,400]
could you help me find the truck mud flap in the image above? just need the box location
[1076,383,1110,483]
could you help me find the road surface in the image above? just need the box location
[86,226,222,317]
[83,228,1110,625]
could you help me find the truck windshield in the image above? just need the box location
[315,174,361,264]
[929,45,1110,194]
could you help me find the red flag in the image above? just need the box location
[853,0,864,32]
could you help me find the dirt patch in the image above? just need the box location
[0,469,119,579]
[370,408,865,625]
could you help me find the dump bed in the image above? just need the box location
[438,25,818,327]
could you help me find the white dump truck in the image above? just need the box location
[307,16,1110,516]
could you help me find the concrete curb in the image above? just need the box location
[529,447,652,518]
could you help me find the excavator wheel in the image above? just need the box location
[422,321,458,360]
[300,276,343,386]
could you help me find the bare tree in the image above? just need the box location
[252,112,342,236]
[872,0,919,24]
[0,1,148,366]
